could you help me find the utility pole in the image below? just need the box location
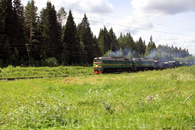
[25,44,31,67]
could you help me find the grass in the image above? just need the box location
[0,66,195,129]
[0,66,93,78]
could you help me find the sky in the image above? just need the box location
[21,0,195,56]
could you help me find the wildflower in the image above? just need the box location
[89,89,92,93]
[148,95,152,101]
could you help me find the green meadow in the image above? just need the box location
[0,66,93,79]
[0,66,195,129]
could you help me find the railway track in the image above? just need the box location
[0,75,69,81]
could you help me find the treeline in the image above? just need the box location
[102,33,193,61]
[0,0,193,67]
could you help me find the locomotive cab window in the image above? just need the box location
[94,59,102,63]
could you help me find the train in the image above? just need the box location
[93,57,194,74]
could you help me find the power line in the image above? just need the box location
[21,0,195,33]
[74,17,195,37]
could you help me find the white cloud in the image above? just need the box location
[188,46,195,56]
[36,0,114,36]
[59,0,114,14]
[155,35,162,42]
[185,38,195,43]
[164,36,178,41]
[180,40,195,55]
[26,0,114,19]
[131,0,195,15]
[113,15,153,36]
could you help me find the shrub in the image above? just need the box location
[45,57,59,67]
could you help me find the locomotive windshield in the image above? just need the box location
[94,59,101,63]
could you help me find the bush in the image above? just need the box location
[45,57,59,67]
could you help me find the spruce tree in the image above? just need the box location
[117,32,135,51]
[109,28,118,51]
[97,28,105,55]
[40,1,61,60]
[145,36,156,56]
[97,27,111,55]
[117,33,125,50]
[0,0,27,66]
[125,32,135,51]
[13,0,27,65]
[135,37,146,56]
[103,27,111,53]
[93,35,100,58]
[62,10,80,65]
[0,0,13,64]
[77,14,93,64]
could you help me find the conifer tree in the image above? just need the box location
[40,1,61,60]
[117,33,125,50]
[97,27,110,55]
[93,35,100,57]
[145,36,156,56]
[57,7,67,58]
[12,0,27,65]
[103,27,111,53]
[135,37,146,56]
[0,0,27,66]
[25,0,37,47]
[77,14,93,64]
[62,10,80,65]
[109,28,118,51]
[125,32,135,51]
[97,28,104,55]
[117,32,134,51]
[57,7,67,25]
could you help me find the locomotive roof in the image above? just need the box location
[95,57,132,61]
[154,60,166,62]
[133,58,154,61]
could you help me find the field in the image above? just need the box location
[0,66,195,129]
[0,66,93,79]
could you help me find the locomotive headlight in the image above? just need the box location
[96,65,98,67]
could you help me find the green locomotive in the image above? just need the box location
[93,57,133,74]
[132,58,154,71]
[93,57,154,74]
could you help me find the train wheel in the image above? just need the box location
[128,69,132,73]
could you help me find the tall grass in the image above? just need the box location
[0,66,93,78]
[0,66,195,129]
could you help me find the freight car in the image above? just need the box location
[154,60,166,70]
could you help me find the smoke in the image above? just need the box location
[146,49,157,59]
[146,48,174,61]
[109,48,135,58]
[146,47,194,62]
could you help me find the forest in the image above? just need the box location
[0,0,194,67]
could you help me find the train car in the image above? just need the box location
[185,62,190,66]
[132,58,154,71]
[154,60,165,70]
[163,61,181,68]
[93,57,133,74]
[179,61,183,67]
[168,61,176,68]
[174,61,180,67]
[189,62,193,66]
[164,61,169,68]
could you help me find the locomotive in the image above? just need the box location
[93,57,194,74]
